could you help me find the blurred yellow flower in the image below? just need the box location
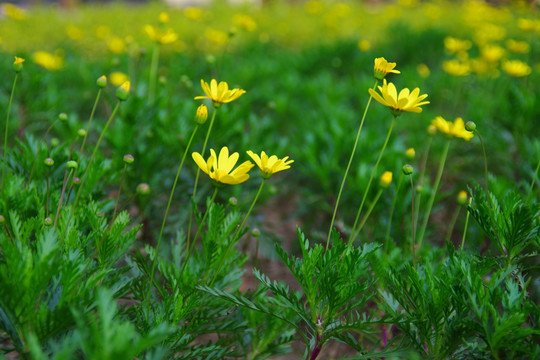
[444,36,472,54]
[2,3,26,20]
[505,39,530,54]
[442,60,470,76]
[144,25,178,45]
[358,39,371,51]
[159,12,169,23]
[110,71,129,86]
[517,18,540,32]
[373,57,400,80]
[107,37,126,54]
[457,190,468,205]
[501,60,532,77]
[194,79,246,106]
[234,14,257,32]
[379,171,393,188]
[66,25,84,41]
[305,0,324,15]
[33,51,63,71]
[205,28,228,46]
[481,44,505,63]
[95,25,111,40]
[474,23,506,44]
[368,79,429,116]
[246,150,294,178]
[431,116,474,141]
[13,56,25,66]
[192,147,254,185]
[405,147,415,160]
[184,6,203,20]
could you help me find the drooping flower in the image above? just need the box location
[373,57,400,80]
[501,60,532,77]
[192,147,254,185]
[368,79,429,116]
[431,116,474,141]
[246,150,294,179]
[194,79,246,107]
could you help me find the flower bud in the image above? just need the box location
[97,212,105,218]
[251,228,261,237]
[96,75,107,88]
[72,177,80,185]
[44,217,53,226]
[0,215,5,223]
[66,160,78,169]
[402,164,414,175]
[136,183,150,195]
[457,190,468,205]
[116,81,130,101]
[465,121,476,132]
[405,148,415,160]
[58,113,68,122]
[415,185,423,193]
[379,171,393,188]
[228,197,238,207]
[77,129,87,137]
[195,104,208,125]
[51,138,60,147]
[44,158,54,167]
[123,154,134,164]
[13,56,25,73]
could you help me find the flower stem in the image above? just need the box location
[349,116,396,245]
[148,43,160,104]
[417,138,451,249]
[528,157,540,202]
[111,163,128,224]
[408,174,417,267]
[445,206,461,244]
[385,172,404,249]
[54,168,74,227]
[351,188,383,240]
[475,129,490,207]
[2,73,18,196]
[27,118,61,188]
[326,80,378,250]
[414,136,433,237]
[236,178,266,240]
[79,88,103,156]
[461,198,472,250]
[45,168,50,217]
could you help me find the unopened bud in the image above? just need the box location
[58,113,68,122]
[116,81,130,101]
[96,75,107,88]
[379,171,393,188]
[228,197,238,207]
[77,129,87,137]
[136,183,150,195]
[402,164,414,175]
[428,124,437,136]
[195,104,208,125]
[13,56,25,73]
[405,148,415,160]
[0,215,5,223]
[251,228,261,237]
[44,158,54,167]
[123,154,134,164]
[457,190,468,205]
[465,121,476,132]
[51,138,60,147]
[66,160,78,169]
[44,217,53,226]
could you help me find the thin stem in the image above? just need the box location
[187,108,218,244]
[445,206,461,244]
[111,163,127,224]
[79,88,103,156]
[528,157,540,201]
[148,43,160,104]
[235,178,266,240]
[475,130,490,207]
[3,223,14,246]
[414,136,433,239]
[351,188,383,240]
[27,118,61,188]
[349,116,396,245]
[54,168,74,227]
[417,138,451,249]
[45,168,50,217]
[409,174,417,267]
[326,80,378,250]
[385,172,404,249]
[461,198,472,250]
[2,73,18,194]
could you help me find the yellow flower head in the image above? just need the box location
[194,79,246,107]
[368,79,429,116]
[501,60,532,77]
[373,57,400,80]
[144,25,178,45]
[379,171,393,188]
[2,3,26,20]
[442,60,470,77]
[13,56,25,72]
[192,147,254,185]
[33,51,64,71]
[405,147,416,160]
[431,116,474,141]
[505,39,530,54]
[444,36,472,54]
[457,190,468,205]
[246,150,294,179]
[110,72,128,86]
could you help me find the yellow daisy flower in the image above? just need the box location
[431,116,474,141]
[379,171,393,188]
[192,146,254,185]
[501,60,532,77]
[144,25,178,45]
[368,79,429,116]
[194,79,246,107]
[373,57,400,80]
[246,150,294,178]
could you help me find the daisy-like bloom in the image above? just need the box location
[194,79,246,107]
[442,60,470,77]
[368,79,429,116]
[501,60,532,77]
[33,51,64,71]
[444,36,472,54]
[144,25,178,45]
[505,39,530,54]
[373,57,400,80]
[431,116,474,141]
[246,150,294,179]
[192,146,254,185]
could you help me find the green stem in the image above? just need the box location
[187,108,218,244]
[54,168,74,227]
[385,172,404,249]
[349,116,396,245]
[2,73,18,196]
[414,136,433,240]
[417,138,451,249]
[45,168,50,217]
[148,43,160,104]
[79,88,103,156]
[27,118,61,188]
[326,80,378,250]
[461,198,472,250]
[111,163,127,224]
[475,130,490,208]
[445,206,461,244]
[409,174,416,267]
[351,188,383,240]
[235,178,266,240]
[528,157,540,201]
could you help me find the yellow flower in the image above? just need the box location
[442,60,470,77]
[192,147,254,185]
[358,39,371,51]
[13,56,25,72]
[144,25,178,45]
[233,14,257,32]
[194,79,246,106]
[457,190,468,205]
[159,12,170,23]
[110,72,129,86]
[107,37,126,54]
[481,44,505,63]
[444,36,472,54]
[505,39,530,54]
[431,116,474,141]
[246,151,294,179]
[2,3,25,20]
[368,79,429,116]
[184,6,203,20]
[416,63,430,78]
[501,60,532,77]
[405,148,415,160]
[33,51,63,71]
[379,171,393,188]
[373,57,400,80]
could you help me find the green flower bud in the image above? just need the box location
[405,148,415,160]
[44,217,53,226]
[415,185,423,193]
[251,228,261,237]
[402,164,414,175]
[51,138,60,147]
[123,154,134,164]
[228,197,238,207]
[116,81,130,101]
[66,160,78,169]
[465,121,476,132]
[77,128,87,137]
[0,215,5,223]
[457,190,468,205]
[96,75,107,88]
[44,158,54,167]
[58,113,68,122]
[136,183,150,195]
[195,104,208,125]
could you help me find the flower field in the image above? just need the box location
[1,0,539,359]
